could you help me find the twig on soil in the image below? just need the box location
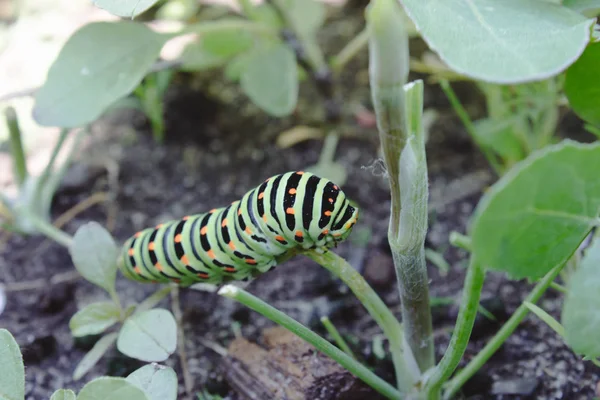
[53,192,109,229]
[1,270,80,292]
[171,285,195,397]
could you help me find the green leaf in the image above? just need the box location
[50,389,77,400]
[180,41,229,72]
[70,301,121,337]
[564,0,600,16]
[473,117,525,162]
[240,43,298,116]
[33,21,167,127]
[92,0,160,18]
[202,29,253,58]
[251,4,284,29]
[0,329,24,400]
[78,377,148,400]
[562,236,600,357]
[127,364,177,400]
[285,0,326,37]
[71,222,119,296]
[117,309,177,362]
[73,332,118,380]
[565,43,600,127]
[401,0,594,83]
[524,301,565,337]
[470,140,600,280]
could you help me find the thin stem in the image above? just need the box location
[443,263,565,400]
[317,131,339,164]
[331,27,368,72]
[5,107,28,187]
[304,250,420,392]
[449,232,472,252]
[38,129,69,188]
[171,286,194,395]
[17,208,73,248]
[321,316,356,359]
[439,80,502,176]
[424,257,485,398]
[218,285,403,400]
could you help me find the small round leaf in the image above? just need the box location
[117,309,177,362]
[127,364,177,400]
[50,389,77,400]
[78,377,148,400]
[70,301,121,337]
[0,329,24,400]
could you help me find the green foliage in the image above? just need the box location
[562,236,600,358]
[33,22,168,127]
[132,69,174,143]
[50,389,77,400]
[0,329,24,400]
[92,0,160,18]
[71,222,119,298]
[73,333,119,380]
[70,301,121,337]
[126,364,178,400]
[564,0,600,16]
[402,0,594,83]
[565,43,600,127]
[471,141,600,280]
[117,309,177,362]
[77,377,148,400]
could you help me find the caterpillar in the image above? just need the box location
[118,171,359,286]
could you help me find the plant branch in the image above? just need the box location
[17,208,73,248]
[443,262,566,399]
[218,285,403,400]
[5,107,28,187]
[331,27,368,72]
[424,256,485,397]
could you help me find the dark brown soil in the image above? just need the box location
[1,5,599,400]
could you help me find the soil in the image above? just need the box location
[1,4,599,400]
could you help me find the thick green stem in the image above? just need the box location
[305,250,420,392]
[218,285,403,400]
[5,107,28,187]
[368,0,434,373]
[443,263,565,399]
[331,27,368,72]
[424,257,485,398]
[17,208,73,248]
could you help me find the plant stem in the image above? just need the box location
[424,257,485,398]
[5,107,28,187]
[305,250,420,392]
[443,262,565,400]
[18,208,73,248]
[38,129,69,188]
[321,316,356,359]
[218,285,403,400]
[449,232,472,252]
[368,0,434,373]
[331,27,368,72]
[439,80,502,176]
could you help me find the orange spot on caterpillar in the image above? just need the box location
[128,248,135,256]
[207,249,215,259]
[156,223,164,229]
[183,215,190,220]
[148,242,155,251]
[262,214,268,222]
[133,266,142,274]
[221,218,228,228]
[328,198,334,203]
[209,208,217,214]
[225,267,237,273]
[296,171,304,175]
[245,227,252,234]
[275,235,285,242]
[228,241,236,250]
[258,192,265,200]
[174,234,182,243]
[245,258,257,265]
[289,188,297,195]
[322,229,330,235]
[324,211,332,217]
[333,232,342,237]
[346,223,352,229]
[155,263,164,271]
[295,230,303,237]
[197,272,209,279]
[134,232,142,238]
[333,185,339,190]
[201,226,208,235]
[238,208,242,216]
[180,255,189,265]
[286,207,295,215]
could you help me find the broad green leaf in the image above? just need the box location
[92,0,159,18]
[180,41,229,71]
[473,117,525,162]
[224,51,255,82]
[565,43,600,127]
[470,140,600,280]
[251,4,284,29]
[562,236,600,357]
[127,364,177,400]
[400,0,594,83]
[240,43,298,116]
[564,0,600,16]
[71,222,119,295]
[33,22,167,127]
[50,389,77,400]
[73,332,118,380]
[117,309,177,362]
[70,301,121,337]
[78,377,148,400]
[201,29,253,58]
[0,329,24,400]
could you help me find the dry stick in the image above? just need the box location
[53,192,109,229]
[171,286,194,397]
[2,270,80,292]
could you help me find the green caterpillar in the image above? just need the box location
[118,171,359,286]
